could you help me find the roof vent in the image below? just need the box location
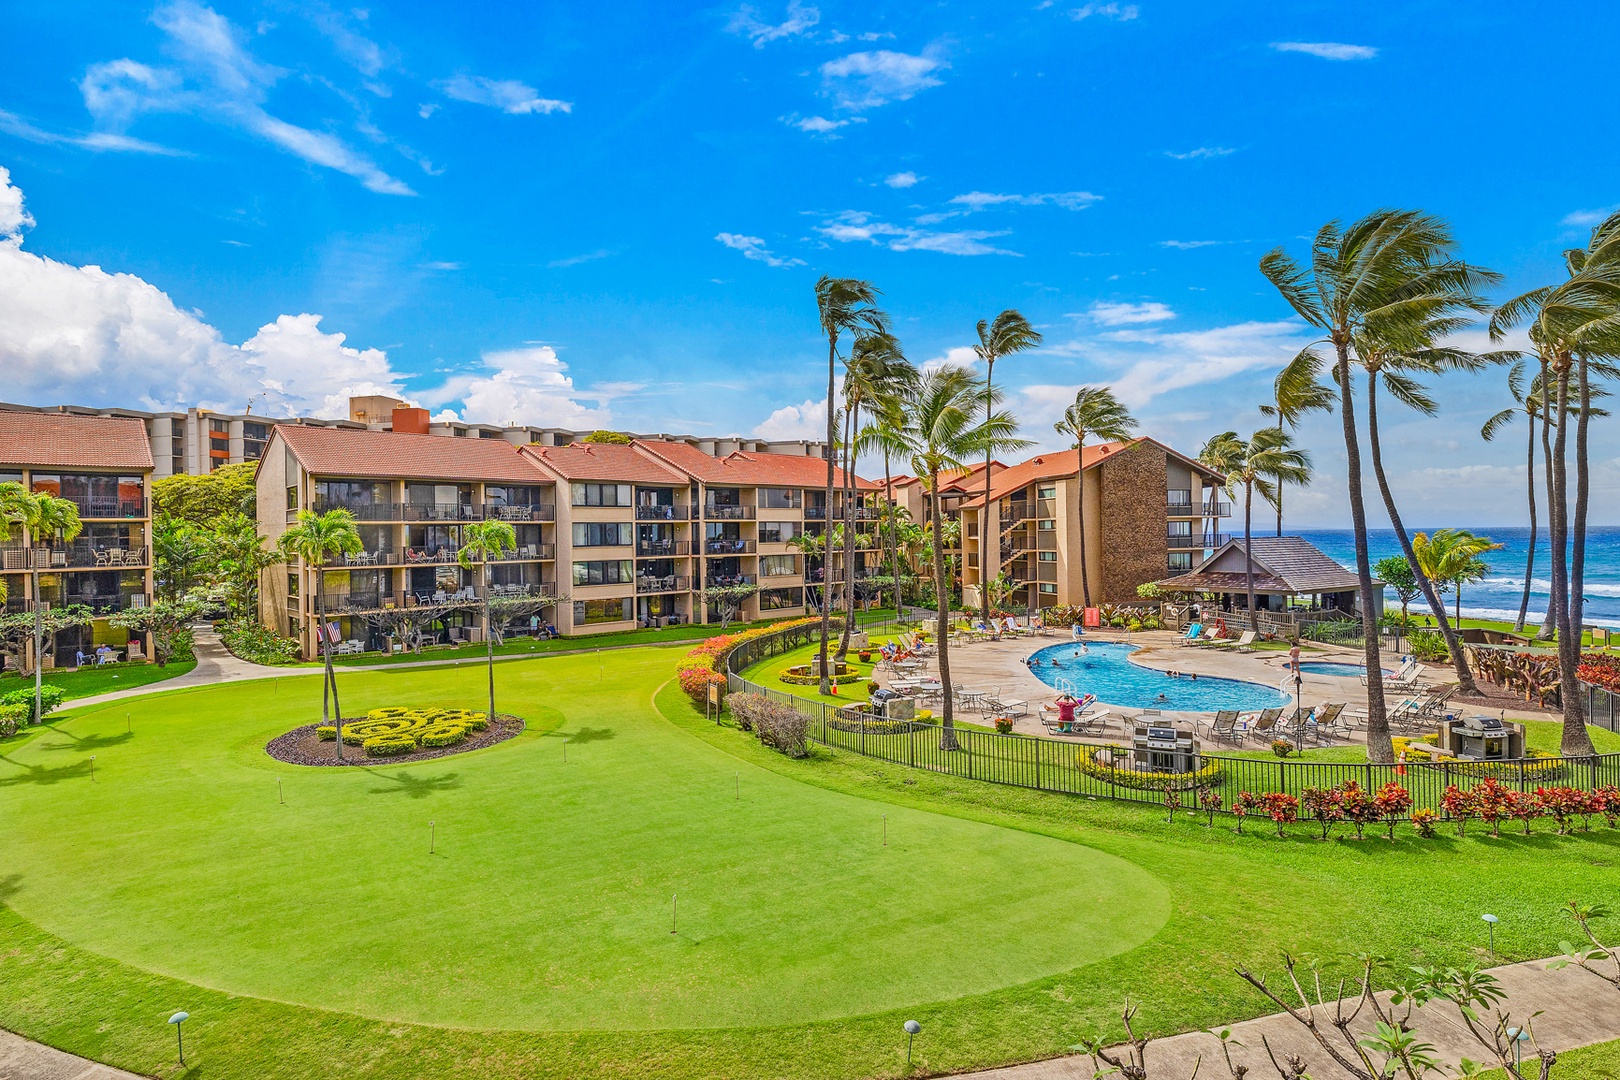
[1031,456,1043,465]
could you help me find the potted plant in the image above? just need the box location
[994,716,1014,734]
[858,648,872,663]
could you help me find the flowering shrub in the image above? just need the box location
[1233,791,1262,834]
[1471,778,1514,837]
[1599,786,1620,829]
[1411,808,1439,837]
[1505,789,1542,834]
[1301,785,1346,840]
[1196,785,1223,827]
[994,716,1014,734]
[1259,792,1300,837]
[1440,784,1480,837]
[1339,781,1379,840]
[679,617,821,704]
[1373,782,1412,841]
[1537,786,1586,834]
[1271,739,1294,758]
[1576,652,1620,693]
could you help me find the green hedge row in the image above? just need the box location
[313,706,487,755]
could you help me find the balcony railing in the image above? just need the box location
[57,496,148,520]
[804,506,878,521]
[1168,500,1232,517]
[485,503,556,522]
[1000,502,1034,525]
[1167,533,1230,549]
[492,545,555,561]
[311,499,404,521]
[704,504,755,520]
[705,574,755,587]
[635,504,693,520]
[635,575,689,594]
[404,502,479,522]
[704,538,755,555]
[56,592,151,614]
[637,540,691,557]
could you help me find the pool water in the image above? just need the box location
[1298,661,1390,678]
[1027,642,1289,712]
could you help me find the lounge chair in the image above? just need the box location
[989,697,1029,718]
[1231,630,1257,652]
[1201,710,1242,745]
[1175,623,1204,647]
[1310,702,1350,740]
[1237,707,1283,742]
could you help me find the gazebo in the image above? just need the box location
[1154,536,1381,620]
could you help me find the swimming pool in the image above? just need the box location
[1298,661,1389,678]
[1026,642,1289,712]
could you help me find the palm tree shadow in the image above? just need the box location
[0,757,92,788]
[0,873,22,905]
[560,727,615,745]
[365,770,462,799]
[39,729,133,753]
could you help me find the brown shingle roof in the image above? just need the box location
[523,442,689,485]
[274,425,552,484]
[633,440,873,489]
[0,412,154,471]
[1157,536,1369,594]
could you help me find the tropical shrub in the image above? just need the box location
[1,685,67,722]
[0,702,28,738]
[1505,789,1542,834]
[1576,653,1620,693]
[363,733,417,757]
[678,616,821,704]
[1301,785,1345,840]
[1408,630,1450,663]
[1599,786,1620,829]
[219,618,302,665]
[994,716,1014,734]
[1440,785,1479,837]
[1411,807,1439,838]
[1339,781,1378,840]
[726,693,809,757]
[1077,747,1224,792]
[1196,785,1222,826]
[1372,782,1412,840]
[1471,778,1514,837]
[1537,786,1585,834]
[1258,792,1299,837]
[1271,740,1293,758]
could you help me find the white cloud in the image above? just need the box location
[1085,301,1175,325]
[1160,239,1223,249]
[1562,206,1618,228]
[948,190,1102,212]
[716,232,805,268]
[920,345,979,373]
[417,103,439,119]
[308,7,388,78]
[0,167,34,238]
[1069,3,1139,20]
[80,2,413,195]
[727,2,820,47]
[547,249,615,269]
[820,50,946,111]
[752,398,827,440]
[781,114,865,135]
[419,347,613,429]
[1165,146,1235,160]
[436,75,572,115]
[0,108,182,156]
[884,171,919,188]
[1271,41,1378,60]
[815,210,1017,256]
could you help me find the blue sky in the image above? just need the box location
[2,1,1618,526]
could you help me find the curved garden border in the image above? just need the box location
[266,712,526,767]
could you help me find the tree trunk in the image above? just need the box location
[931,475,958,751]
[1075,441,1092,609]
[882,448,897,616]
[317,586,343,761]
[1516,407,1537,633]
[485,569,496,725]
[1538,356,1559,642]
[980,357,995,631]
[1365,373,1478,693]
[837,401,857,659]
[1243,477,1256,624]
[1572,355,1591,646]
[32,565,43,721]
[1334,341,1391,762]
[819,336,837,695]
[1552,355,1595,756]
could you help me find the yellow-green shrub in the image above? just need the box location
[363,733,417,757]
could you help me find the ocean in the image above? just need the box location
[1296,527,1620,629]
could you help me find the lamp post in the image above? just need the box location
[168,1011,189,1066]
[904,1019,921,1065]
[1482,913,1500,956]
[1507,1025,1529,1071]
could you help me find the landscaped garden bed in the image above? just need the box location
[266,706,525,766]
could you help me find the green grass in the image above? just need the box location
[0,658,197,701]
[3,646,1620,1080]
[1481,1037,1620,1078]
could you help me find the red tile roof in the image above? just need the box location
[273,425,552,484]
[0,412,154,471]
[960,437,1222,508]
[523,442,689,485]
[633,440,874,489]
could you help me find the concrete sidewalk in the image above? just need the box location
[0,1029,147,1079]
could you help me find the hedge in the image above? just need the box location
[725,692,809,758]
[1077,746,1225,792]
[363,733,417,757]
[313,707,484,752]
[677,617,821,705]
[1,685,67,723]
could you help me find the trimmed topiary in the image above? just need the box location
[316,725,336,741]
[363,733,417,756]
[420,726,468,748]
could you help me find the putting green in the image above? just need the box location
[0,648,1167,1031]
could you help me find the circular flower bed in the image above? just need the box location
[266,706,525,766]
[778,662,865,687]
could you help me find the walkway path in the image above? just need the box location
[64,625,311,711]
[0,1028,146,1079]
[962,957,1620,1079]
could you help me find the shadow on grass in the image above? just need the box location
[0,873,21,905]
[365,770,462,799]
[0,757,92,788]
[559,727,615,745]
[38,727,133,753]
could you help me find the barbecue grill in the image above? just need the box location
[1131,724,1200,774]
[1440,715,1524,761]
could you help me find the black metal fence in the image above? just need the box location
[1583,683,1620,735]
[725,623,1620,818]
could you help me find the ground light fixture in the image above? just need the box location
[1507,1025,1530,1070]
[1482,913,1500,955]
[904,1019,921,1064]
[168,1011,189,1065]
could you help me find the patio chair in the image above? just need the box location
[989,697,1030,719]
[1230,630,1257,652]
[1310,702,1350,740]
[94,549,112,567]
[1175,623,1204,647]
[1201,710,1242,745]
[1237,707,1283,742]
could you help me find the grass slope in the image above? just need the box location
[0,659,197,701]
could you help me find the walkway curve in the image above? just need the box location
[65,625,311,711]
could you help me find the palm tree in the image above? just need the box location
[0,482,30,610]
[1258,348,1336,535]
[1412,530,1503,625]
[6,490,84,721]
[1051,387,1136,609]
[1490,212,1620,755]
[1481,360,1545,632]
[1259,209,1486,763]
[838,331,913,657]
[1199,430,1310,621]
[279,509,363,760]
[459,519,518,725]
[858,390,920,615]
[814,277,888,694]
[973,310,1042,628]
[906,366,1027,750]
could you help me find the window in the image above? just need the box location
[1168,488,1192,507]
[1037,485,1057,500]
[487,484,547,507]
[759,587,803,610]
[636,487,674,507]
[759,520,801,544]
[760,488,801,509]
[1038,550,1057,562]
[706,487,742,507]
[1039,582,1057,594]
[1038,519,1056,531]
[572,560,634,586]
[287,573,299,596]
[572,522,634,547]
[315,480,390,509]
[571,482,631,507]
[760,555,796,577]
[575,597,633,624]
[210,418,228,434]
[1168,552,1194,572]
[1167,520,1193,537]
[406,482,472,508]
[287,485,298,510]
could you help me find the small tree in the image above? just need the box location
[0,606,91,684]
[1373,781,1413,841]
[109,599,204,666]
[278,509,362,760]
[581,430,633,444]
[702,583,759,630]
[459,519,519,726]
[1374,554,1420,623]
[205,512,282,619]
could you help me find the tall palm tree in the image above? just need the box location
[973,311,1042,629]
[279,509,363,760]
[1490,213,1620,755]
[1199,430,1310,621]
[907,366,1027,750]
[11,490,83,721]
[859,388,920,614]
[1258,348,1336,535]
[838,331,912,657]
[814,277,888,694]
[459,519,518,726]
[1052,387,1136,609]
[1259,209,1485,763]
[1412,530,1503,625]
[1481,360,1544,632]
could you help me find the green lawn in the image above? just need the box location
[0,658,197,701]
[3,646,1619,1080]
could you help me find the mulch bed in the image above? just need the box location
[265,713,526,767]
[1451,681,1560,718]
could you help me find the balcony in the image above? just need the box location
[999,502,1034,525]
[1167,533,1230,549]
[403,502,480,522]
[324,550,400,567]
[635,574,689,594]
[704,504,755,520]
[311,499,405,521]
[706,574,755,587]
[58,496,148,520]
[804,506,877,521]
[3,546,151,570]
[635,504,693,520]
[637,540,691,557]
[485,503,556,522]
[56,592,152,614]
[704,538,755,555]
[1168,500,1232,517]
